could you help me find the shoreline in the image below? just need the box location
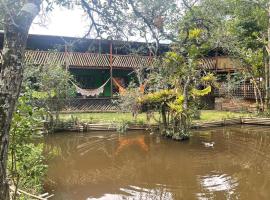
[53,117,270,132]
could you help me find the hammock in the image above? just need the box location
[139,82,147,93]
[72,78,110,97]
[112,78,126,95]
[112,78,147,95]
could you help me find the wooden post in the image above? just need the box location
[215,50,218,72]
[110,42,113,98]
[64,45,68,103]
[244,82,247,98]
[65,45,68,71]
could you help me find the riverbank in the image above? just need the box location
[55,110,255,132]
[59,110,252,124]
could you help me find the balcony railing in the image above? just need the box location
[25,51,154,69]
[214,82,264,100]
[0,50,238,71]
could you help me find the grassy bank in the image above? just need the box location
[196,110,252,122]
[60,110,252,124]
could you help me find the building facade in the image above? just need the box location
[0,32,260,112]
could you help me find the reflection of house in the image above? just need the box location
[116,136,149,155]
[0,32,259,111]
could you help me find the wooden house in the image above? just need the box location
[0,31,260,112]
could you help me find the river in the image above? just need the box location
[43,125,270,199]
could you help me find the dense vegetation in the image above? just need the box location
[7,63,74,199]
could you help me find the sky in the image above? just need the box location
[30,6,89,38]
[28,4,166,43]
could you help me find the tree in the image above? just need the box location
[224,0,268,111]
[199,0,269,111]
[111,0,225,138]
[0,1,42,198]
[9,91,47,199]
[139,33,215,139]
[24,61,75,131]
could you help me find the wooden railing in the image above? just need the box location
[214,82,264,100]
[0,50,238,71]
[24,51,154,69]
[0,50,154,69]
[62,98,119,112]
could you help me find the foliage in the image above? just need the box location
[167,95,184,114]
[191,86,211,97]
[115,82,142,112]
[115,120,130,133]
[207,0,267,111]
[139,89,176,104]
[23,62,75,130]
[9,92,47,199]
[134,0,223,139]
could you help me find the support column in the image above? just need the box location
[110,42,113,98]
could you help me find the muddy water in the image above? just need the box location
[44,125,270,200]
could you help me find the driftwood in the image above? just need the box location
[10,186,54,200]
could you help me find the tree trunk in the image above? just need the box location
[0,1,40,199]
[264,49,269,109]
[266,2,270,109]
[181,76,191,132]
[161,104,167,129]
[183,76,190,111]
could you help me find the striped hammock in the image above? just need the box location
[72,78,110,97]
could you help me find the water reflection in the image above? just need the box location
[197,173,239,200]
[44,126,270,200]
[88,185,174,200]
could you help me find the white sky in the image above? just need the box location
[29,5,168,43]
[30,6,89,37]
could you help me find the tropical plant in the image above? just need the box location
[9,91,47,199]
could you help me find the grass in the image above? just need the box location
[195,110,252,122]
[60,110,253,124]
[60,112,159,124]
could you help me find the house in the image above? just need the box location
[0,31,259,112]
